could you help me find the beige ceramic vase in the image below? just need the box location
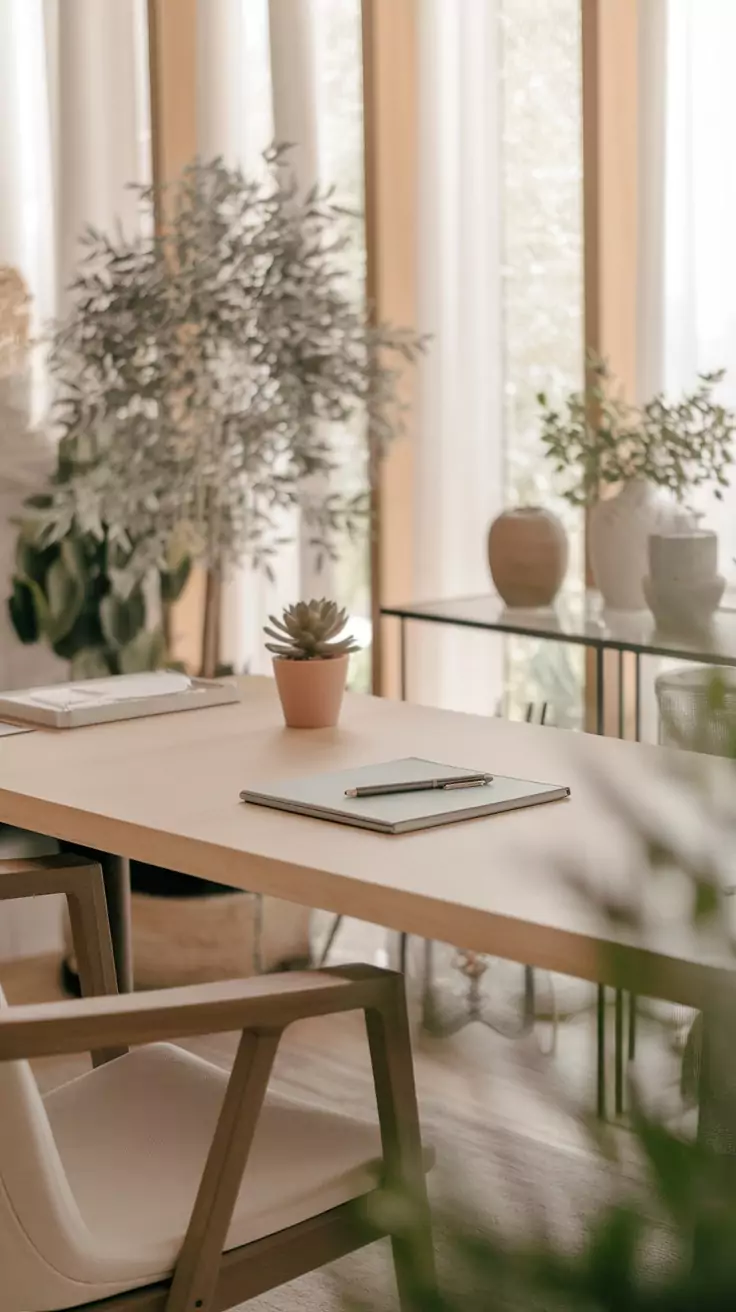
[273,654,349,728]
[488,506,568,607]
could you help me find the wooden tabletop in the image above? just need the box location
[0,676,731,1006]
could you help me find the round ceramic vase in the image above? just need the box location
[487,506,568,608]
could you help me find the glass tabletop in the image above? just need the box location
[381,591,736,666]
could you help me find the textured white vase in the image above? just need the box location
[589,480,673,611]
[643,529,725,633]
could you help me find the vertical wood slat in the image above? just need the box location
[362,0,418,697]
[362,0,381,695]
[582,0,601,731]
[147,0,204,675]
[581,0,639,736]
[147,0,197,201]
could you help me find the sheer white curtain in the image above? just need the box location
[0,0,150,336]
[413,0,504,714]
[0,0,149,695]
[640,0,736,578]
[0,0,148,956]
[198,0,348,674]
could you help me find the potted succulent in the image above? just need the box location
[538,356,736,610]
[265,599,359,728]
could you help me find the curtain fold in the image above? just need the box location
[636,0,667,404]
[269,0,334,608]
[55,0,151,316]
[201,0,339,674]
[414,0,504,714]
[0,0,150,692]
[639,0,736,578]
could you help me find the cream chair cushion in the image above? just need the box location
[0,985,391,1312]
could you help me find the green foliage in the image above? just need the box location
[8,515,190,676]
[24,149,426,588]
[538,355,736,508]
[264,598,360,660]
[348,681,736,1310]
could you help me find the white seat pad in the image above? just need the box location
[43,1042,386,1291]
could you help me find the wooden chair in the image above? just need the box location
[0,857,434,1312]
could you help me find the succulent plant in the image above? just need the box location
[264,599,360,661]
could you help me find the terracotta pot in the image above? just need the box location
[487,506,568,607]
[272,654,349,728]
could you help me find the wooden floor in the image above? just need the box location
[0,928,691,1161]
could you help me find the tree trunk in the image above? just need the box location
[200,565,222,678]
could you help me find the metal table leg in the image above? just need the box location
[635,652,642,743]
[597,984,606,1119]
[318,914,343,966]
[399,618,407,702]
[595,645,605,735]
[617,650,624,740]
[615,988,624,1115]
[628,993,637,1060]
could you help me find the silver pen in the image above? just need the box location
[345,773,493,799]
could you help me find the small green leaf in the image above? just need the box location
[118,627,167,673]
[70,647,114,679]
[99,588,146,649]
[45,557,84,641]
[694,879,719,922]
[160,556,192,604]
[8,580,39,644]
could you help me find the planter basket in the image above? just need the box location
[63,865,311,990]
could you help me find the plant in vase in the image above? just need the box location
[538,356,736,610]
[265,599,359,728]
[13,151,425,678]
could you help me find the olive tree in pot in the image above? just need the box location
[538,356,736,610]
[22,151,424,991]
[12,150,425,677]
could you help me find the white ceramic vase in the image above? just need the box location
[588,480,672,611]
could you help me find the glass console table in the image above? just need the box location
[379,590,736,1117]
[382,590,736,738]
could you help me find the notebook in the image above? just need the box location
[239,757,570,835]
[0,671,240,729]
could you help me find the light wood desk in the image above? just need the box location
[0,676,730,1013]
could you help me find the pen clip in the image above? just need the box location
[442,778,489,791]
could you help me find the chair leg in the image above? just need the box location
[0,853,125,1066]
[365,975,436,1310]
[66,863,127,1066]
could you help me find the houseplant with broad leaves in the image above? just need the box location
[264,598,359,728]
[538,356,736,610]
[11,150,425,678]
[9,508,191,678]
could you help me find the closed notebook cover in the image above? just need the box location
[0,672,239,728]
[240,757,570,834]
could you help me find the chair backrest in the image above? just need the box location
[0,984,101,1310]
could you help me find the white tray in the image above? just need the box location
[0,671,240,729]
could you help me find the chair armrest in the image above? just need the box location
[0,851,103,899]
[0,963,397,1060]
